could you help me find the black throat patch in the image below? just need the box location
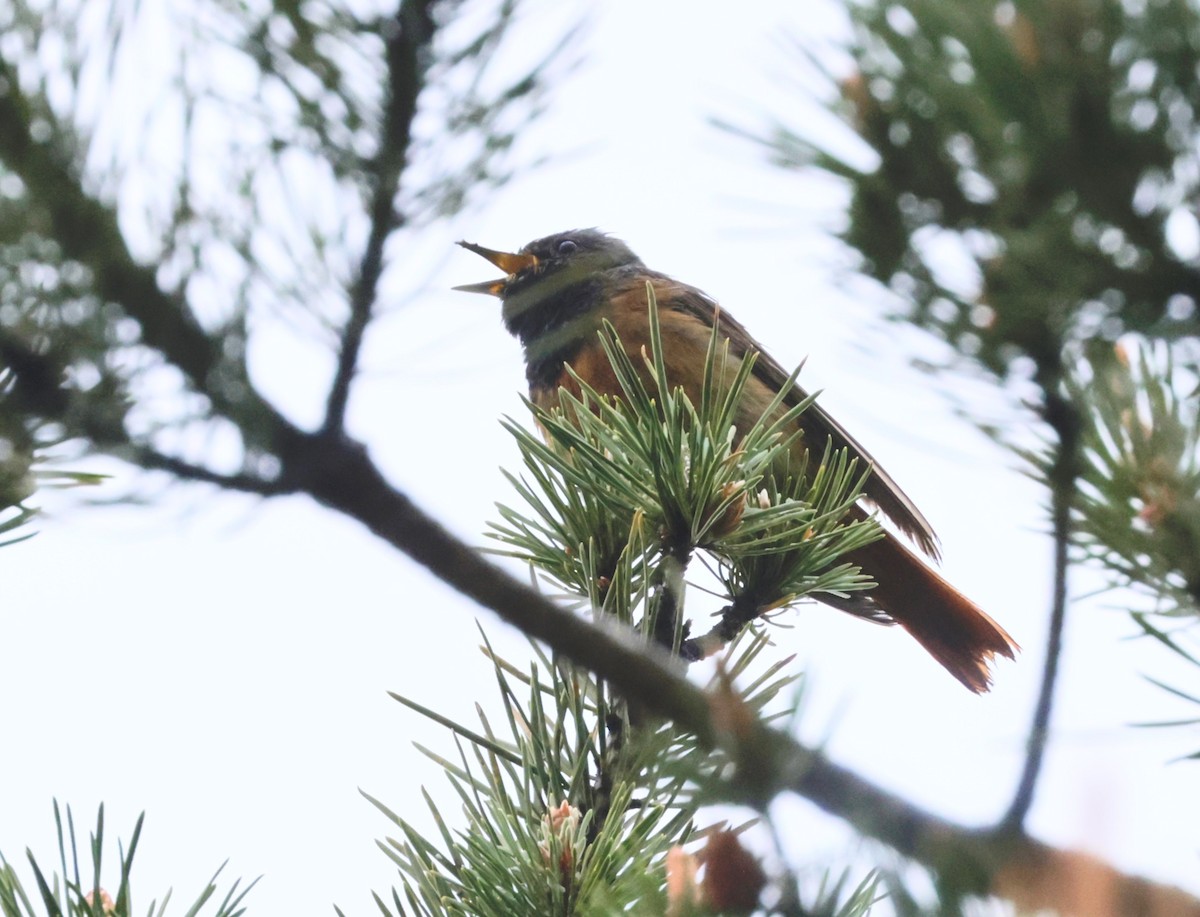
[502,275,605,391]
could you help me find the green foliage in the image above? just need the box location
[1014,339,1200,754]
[374,633,881,916]
[0,365,104,547]
[1032,339,1200,758]
[370,637,695,917]
[720,1,1200,900]
[739,0,1200,771]
[371,292,882,915]
[0,0,575,485]
[488,287,881,633]
[0,804,253,917]
[747,0,1200,381]
[1068,341,1200,615]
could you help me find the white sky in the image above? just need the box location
[2,1,1198,914]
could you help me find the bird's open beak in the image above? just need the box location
[453,241,539,296]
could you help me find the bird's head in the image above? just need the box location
[455,229,642,326]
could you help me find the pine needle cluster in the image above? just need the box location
[375,290,882,915]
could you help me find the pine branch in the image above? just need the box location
[322,0,436,436]
[4,3,1197,910]
[347,472,1199,914]
[1072,342,1200,614]
[0,331,292,499]
[0,56,224,400]
[1003,382,1080,830]
[6,284,1194,912]
[128,448,290,498]
[325,306,1193,913]
[0,803,255,917]
[726,0,1200,876]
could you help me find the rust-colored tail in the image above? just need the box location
[845,534,1018,693]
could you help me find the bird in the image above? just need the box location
[456,228,1017,692]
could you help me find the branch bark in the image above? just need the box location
[322,0,437,435]
[4,300,1196,915]
[281,426,1199,917]
[2,18,1195,917]
[1004,375,1080,830]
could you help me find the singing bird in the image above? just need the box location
[456,229,1017,692]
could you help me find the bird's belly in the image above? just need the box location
[531,333,799,461]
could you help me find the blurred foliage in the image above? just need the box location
[0,361,104,546]
[751,0,1200,383]
[715,19,1200,906]
[733,0,1200,762]
[0,0,574,485]
[1058,338,1200,758]
[1064,340,1200,614]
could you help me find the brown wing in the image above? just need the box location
[652,277,942,560]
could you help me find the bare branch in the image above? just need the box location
[322,0,437,436]
[1004,384,1080,830]
[281,429,1197,917]
[129,448,290,497]
[5,296,1193,913]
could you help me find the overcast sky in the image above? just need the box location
[3,1,1198,914]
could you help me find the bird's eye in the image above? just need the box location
[557,239,578,255]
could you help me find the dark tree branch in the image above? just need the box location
[1003,382,1080,831]
[130,448,291,497]
[4,313,1194,913]
[0,331,293,499]
[322,0,437,436]
[2,11,1192,913]
[277,427,716,739]
[273,428,1196,917]
[0,56,319,474]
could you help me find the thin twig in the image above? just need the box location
[322,0,436,435]
[650,543,691,650]
[0,328,296,501]
[279,429,1196,916]
[1003,385,1079,830]
[4,20,1195,911]
[130,448,290,497]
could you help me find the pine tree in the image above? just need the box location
[4,1,1200,915]
[724,0,1200,909]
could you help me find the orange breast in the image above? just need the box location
[531,278,784,439]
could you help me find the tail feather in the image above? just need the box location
[842,534,1018,693]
